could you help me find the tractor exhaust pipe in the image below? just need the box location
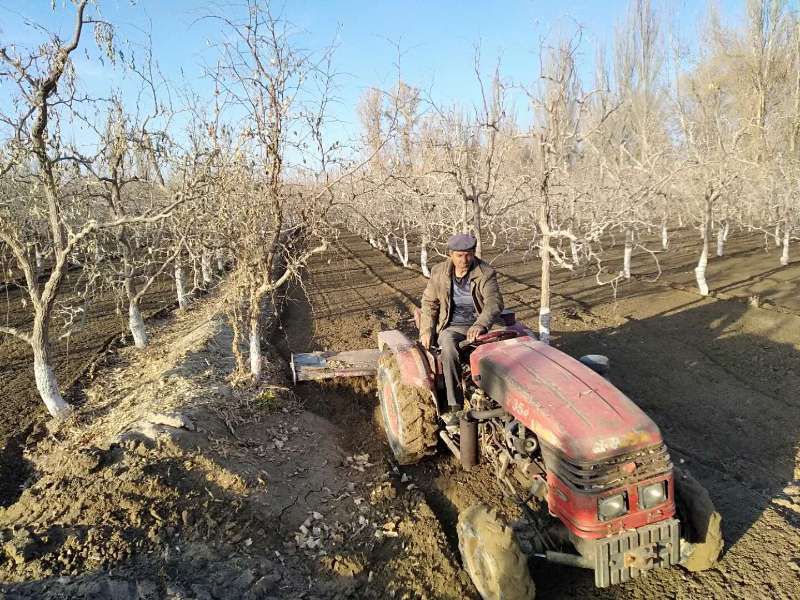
[459,415,479,470]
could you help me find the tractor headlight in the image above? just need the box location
[639,481,667,509]
[598,493,628,521]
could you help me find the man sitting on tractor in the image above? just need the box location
[419,233,504,424]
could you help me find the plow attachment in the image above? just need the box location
[290,349,381,383]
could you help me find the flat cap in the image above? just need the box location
[447,233,477,251]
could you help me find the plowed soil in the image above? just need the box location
[281,231,800,599]
[1,230,799,599]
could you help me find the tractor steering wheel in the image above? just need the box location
[458,329,519,350]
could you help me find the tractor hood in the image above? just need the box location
[470,337,663,461]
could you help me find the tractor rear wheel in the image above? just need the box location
[376,351,438,465]
[457,504,536,600]
[675,467,723,572]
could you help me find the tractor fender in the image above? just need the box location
[377,330,434,391]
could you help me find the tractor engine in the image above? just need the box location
[468,336,682,587]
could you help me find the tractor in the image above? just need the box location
[291,310,723,599]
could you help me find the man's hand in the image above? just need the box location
[420,332,432,349]
[467,324,486,343]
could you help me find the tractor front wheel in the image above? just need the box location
[376,352,438,465]
[457,504,536,600]
[675,467,724,572]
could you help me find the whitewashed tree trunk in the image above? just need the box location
[216,250,225,273]
[201,251,213,287]
[539,202,552,345]
[570,238,579,265]
[128,301,148,348]
[394,235,409,267]
[385,235,394,257]
[780,224,791,266]
[31,322,71,418]
[472,198,483,259]
[175,259,189,309]
[723,221,730,241]
[774,222,782,247]
[35,249,43,269]
[695,243,709,296]
[192,258,200,291]
[249,318,262,378]
[623,229,633,279]
[661,223,669,250]
[369,234,377,248]
[420,235,431,278]
[695,199,712,296]
[33,355,71,419]
[716,224,725,257]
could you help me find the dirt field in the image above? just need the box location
[1,231,799,599]
[0,275,176,508]
[279,231,800,599]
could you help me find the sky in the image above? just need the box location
[0,1,778,150]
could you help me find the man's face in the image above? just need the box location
[450,249,475,272]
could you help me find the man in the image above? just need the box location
[419,233,503,422]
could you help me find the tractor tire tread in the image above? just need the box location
[377,352,438,465]
[674,467,724,572]
[457,503,536,600]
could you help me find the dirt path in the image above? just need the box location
[284,231,800,600]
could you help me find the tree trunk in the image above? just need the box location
[569,238,579,265]
[472,199,483,259]
[31,319,71,418]
[775,222,782,247]
[175,258,189,309]
[128,301,148,348]
[780,223,791,266]
[661,222,669,250]
[35,248,43,270]
[695,197,712,296]
[369,234,377,248]
[538,203,552,345]
[716,224,725,257]
[385,235,394,257]
[420,234,431,278]
[623,229,633,279]
[216,250,225,273]
[192,257,200,291]
[394,235,409,267]
[539,235,552,345]
[249,313,262,379]
[201,251,213,287]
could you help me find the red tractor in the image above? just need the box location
[291,311,723,599]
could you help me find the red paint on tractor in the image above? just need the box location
[470,337,663,462]
[378,330,435,391]
[546,471,676,538]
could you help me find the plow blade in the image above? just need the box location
[290,349,381,383]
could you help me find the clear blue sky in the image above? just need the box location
[0,1,774,148]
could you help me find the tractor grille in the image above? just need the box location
[543,443,672,492]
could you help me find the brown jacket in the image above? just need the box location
[420,258,504,338]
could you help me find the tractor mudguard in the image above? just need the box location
[377,330,435,392]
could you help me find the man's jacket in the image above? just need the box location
[420,258,504,339]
